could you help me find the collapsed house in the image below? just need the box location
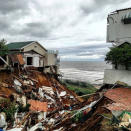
[0,41,59,74]
[0,8,131,131]
[0,66,131,131]
[0,69,84,130]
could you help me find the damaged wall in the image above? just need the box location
[23,52,44,67]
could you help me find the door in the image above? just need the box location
[33,56,39,67]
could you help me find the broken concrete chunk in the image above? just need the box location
[0,112,7,128]
[70,96,74,99]
[38,88,44,98]
[42,86,54,95]
[0,82,8,88]
[29,80,34,85]
[59,91,66,97]
[53,127,64,131]
[13,85,23,93]
[28,123,43,131]
[7,128,22,131]
[14,79,22,87]
[23,80,30,85]
[119,122,130,127]
[21,96,27,107]
[59,110,65,115]
[38,112,46,121]
[44,94,55,102]
[48,118,56,125]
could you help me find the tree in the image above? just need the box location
[0,39,8,56]
[105,43,131,70]
[119,44,131,70]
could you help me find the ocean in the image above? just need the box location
[60,61,112,85]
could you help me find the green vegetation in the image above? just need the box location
[0,99,17,122]
[72,111,84,122]
[0,99,30,124]
[0,39,8,56]
[62,79,97,96]
[105,43,131,70]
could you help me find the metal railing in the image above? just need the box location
[47,50,58,54]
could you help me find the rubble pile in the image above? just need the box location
[0,70,85,131]
[0,69,131,131]
[67,83,131,131]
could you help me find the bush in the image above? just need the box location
[0,99,17,122]
[105,43,131,70]
[0,39,8,56]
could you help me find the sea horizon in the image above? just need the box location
[60,61,112,85]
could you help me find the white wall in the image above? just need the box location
[45,53,57,66]
[107,9,131,45]
[33,56,39,67]
[104,69,131,86]
[23,53,44,67]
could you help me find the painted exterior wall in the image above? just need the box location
[23,42,47,56]
[45,50,59,66]
[23,52,44,67]
[22,42,46,67]
[104,69,131,86]
[107,8,131,46]
[112,64,131,70]
[46,53,56,66]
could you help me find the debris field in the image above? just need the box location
[0,69,131,131]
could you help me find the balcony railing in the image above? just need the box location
[47,50,58,54]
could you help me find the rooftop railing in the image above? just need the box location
[47,50,58,54]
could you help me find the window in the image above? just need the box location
[27,57,33,65]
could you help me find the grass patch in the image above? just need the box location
[61,79,97,96]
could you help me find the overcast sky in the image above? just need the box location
[0,0,131,61]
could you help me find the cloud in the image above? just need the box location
[19,22,52,38]
[80,0,126,15]
[0,0,30,15]
[52,42,112,61]
[0,0,130,61]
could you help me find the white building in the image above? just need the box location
[104,8,131,86]
[0,41,59,74]
[107,8,131,46]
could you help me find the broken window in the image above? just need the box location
[27,57,33,65]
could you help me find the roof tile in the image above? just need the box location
[104,88,131,111]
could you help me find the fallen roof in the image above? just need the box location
[104,88,131,111]
[106,103,131,111]
[7,41,35,50]
[28,100,47,112]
